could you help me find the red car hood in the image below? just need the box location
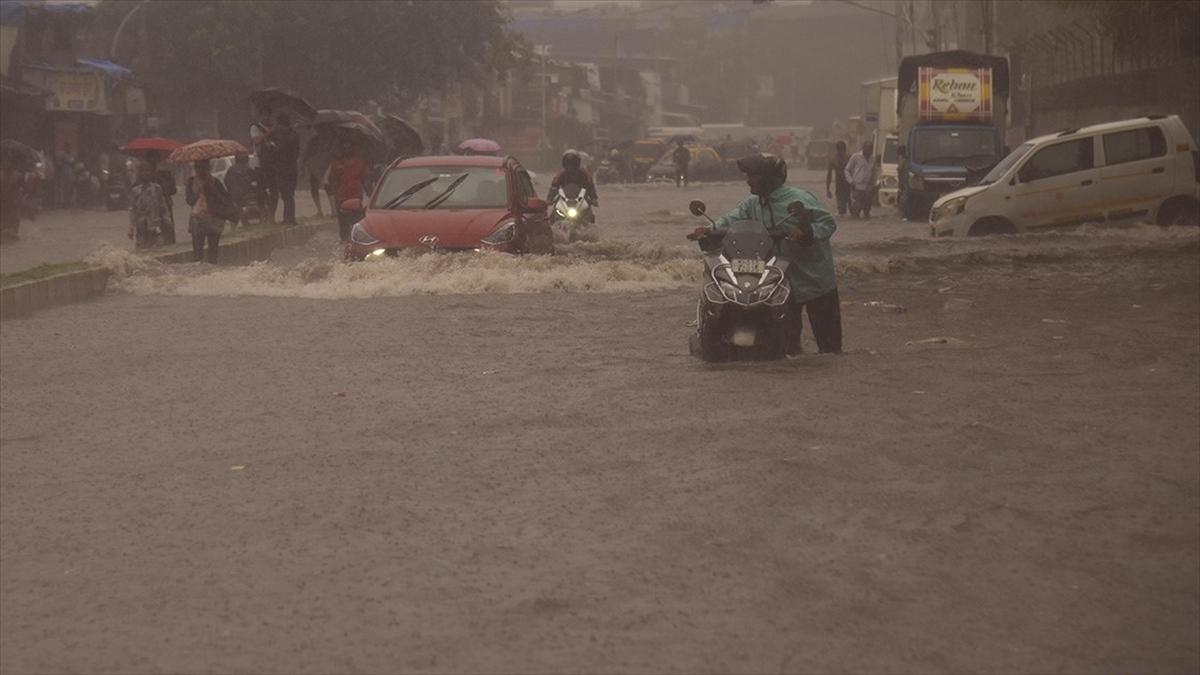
[362,208,510,249]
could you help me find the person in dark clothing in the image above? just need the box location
[672,141,691,187]
[185,159,235,263]
[546,149,599,206]
[266,114,300,224]
[223,155,257,227]
[825,140,852,216]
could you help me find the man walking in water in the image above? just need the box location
[672,140,691,188]
[844,140,879,219]
[825,140,852,216]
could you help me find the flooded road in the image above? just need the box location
[2,171,1198,673]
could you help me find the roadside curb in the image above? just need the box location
[0,220,331,321]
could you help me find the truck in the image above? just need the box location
[896,51,1010,221]
[862,77,899,206]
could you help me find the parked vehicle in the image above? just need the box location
[929,115,1200,236]
[630,140,665,182]
[343,155,553,260]
[646,144,723,183]
[878,134,900,207]
[897,50,1010,220]
[804,139,832,170]
[550,183,595,242]
[101,161,131,211]
[685,199,810,362]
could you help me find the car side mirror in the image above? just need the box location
[689,200,707,216]
[340,198,363,212]
[524,197,547,212]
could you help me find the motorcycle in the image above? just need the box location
[550,183,595,242]
[102,164,131,211]
[594,158,621,185]
[686,198,812,362]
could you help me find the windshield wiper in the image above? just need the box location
[382,176,441,209]
[423,173,470,209]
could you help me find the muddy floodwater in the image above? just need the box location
[2,173,1198,673]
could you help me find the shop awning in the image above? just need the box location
[76,58,132,80]
[0,1,96,26]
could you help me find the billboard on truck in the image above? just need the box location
[897,50,1009,155]
[918,67,993,122]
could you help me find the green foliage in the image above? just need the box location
[97,0,529,112]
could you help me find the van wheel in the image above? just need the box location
[1156,197,1200,226]
[968,217,1016,236]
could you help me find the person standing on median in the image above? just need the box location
[127,161,171,249]
[185,159,236,264]
[327,138,366,242]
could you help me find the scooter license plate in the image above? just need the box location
[731,258,765,274]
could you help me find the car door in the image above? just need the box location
[513,166,552,253]
[1097,124,1169,223]
[1012,136,1101,230]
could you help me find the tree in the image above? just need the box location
[96,0,529,116]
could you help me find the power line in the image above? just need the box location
[836,0,899,19]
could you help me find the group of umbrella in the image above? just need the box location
[0,86,501,184]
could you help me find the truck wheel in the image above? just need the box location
[1156,197,1200,227]
[968,217,1016,236]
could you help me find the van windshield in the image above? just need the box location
[911,127,997,165]
[979,142,1034,185]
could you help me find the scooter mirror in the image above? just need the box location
[689,200,707,216]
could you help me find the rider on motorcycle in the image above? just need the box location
[547,150,599,207]
[695,153,842,353]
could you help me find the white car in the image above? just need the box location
[930,115,1199,236]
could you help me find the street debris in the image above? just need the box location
[864,301,907,313]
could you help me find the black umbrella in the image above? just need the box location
[375,114,424,157]
[249,88,317,120]
[0,139,39,170]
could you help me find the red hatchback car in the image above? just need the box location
[342,155,553,260]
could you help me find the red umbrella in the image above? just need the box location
[120,137,181,155]
[457,138,501,155]
[169,139,249,164]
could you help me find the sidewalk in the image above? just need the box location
[0,197,326,275]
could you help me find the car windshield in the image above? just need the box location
[882,137,899,163]
[372,166,509,209]
[979,142,1034,185]
[911,127,997,164]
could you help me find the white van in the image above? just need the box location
[929,115,1199,236]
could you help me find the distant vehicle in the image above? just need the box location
[804,139,832,170]
[342,155,553,260]
[929,115,1200,236]
[646,144,724,182]
[878,134,900,207]
[630,139,666,181]
[897,50,1011,220]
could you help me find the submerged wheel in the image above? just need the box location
[1156,197,1200,227]
[968,217,1016,236]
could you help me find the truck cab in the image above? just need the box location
[896,51,1010,221]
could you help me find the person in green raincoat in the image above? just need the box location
[699,153,843,353]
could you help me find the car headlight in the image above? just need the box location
[932,196,969,222]
[882,175,898,188]
[481,219,517,245]
[350,221,379,246]
[908,174,924,190]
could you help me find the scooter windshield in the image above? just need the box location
[721,220,775,261]
[561,183,582,199]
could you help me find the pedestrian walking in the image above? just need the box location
[844,140,879,219]
[825,140,852,216]
[128,162,171,250]
[672,140,691,188]
[185,159,236,263]
[223,155,257,227]
[327,139,366,242]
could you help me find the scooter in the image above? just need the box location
[550,183,595,242]
[686,199,811,362]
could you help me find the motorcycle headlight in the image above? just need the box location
[481,219,517,245]
[566,207,578,218]
[350,221,379,246]
[908,174,924,190]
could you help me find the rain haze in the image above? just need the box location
[0,0,1197,673]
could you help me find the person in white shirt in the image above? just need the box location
[843,140,880,218]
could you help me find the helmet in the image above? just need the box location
[736,153,788,193]
[562,150,581,170]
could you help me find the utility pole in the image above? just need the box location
[535,44,551,152]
